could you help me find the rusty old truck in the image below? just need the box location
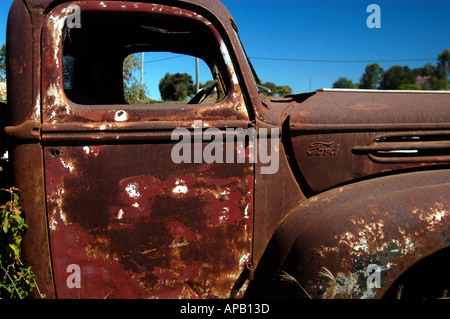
[2,0,450,299]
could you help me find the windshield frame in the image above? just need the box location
[232,29,265,92]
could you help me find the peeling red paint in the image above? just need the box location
[44,144,253,298]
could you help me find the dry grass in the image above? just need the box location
[318,267,355,299]
[279,267,355,299]
[279,271,312,299]
[396,284,404,299]
[281,267,449,299]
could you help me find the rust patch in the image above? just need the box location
[312,200,450,298]
[44,143,253,298]
[256,170,450,299]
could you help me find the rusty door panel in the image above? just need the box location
[38,0,254,298]
[44,143,253,298]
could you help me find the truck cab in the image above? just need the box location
[3,0,450,299]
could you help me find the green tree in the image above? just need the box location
[437,48,450,89]
[159,73,195,101]
[276,85,292,96]
[261,81,277,96]
[332,77,355,89]
[410,62,436,89]
[0,44,6,83]
[260,82,292,97]
[1,187,39,299]
[398,83,420,90]
[123,53,151,104]
[335,49,450,91]
[411,62,436,78]
[380,65,413,90]
[430,77,448,90]
[359,63,384,89]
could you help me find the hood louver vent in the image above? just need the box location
[353,134,450,163]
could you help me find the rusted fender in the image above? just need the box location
[245,169,450,299]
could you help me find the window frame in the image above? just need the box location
[41,1,250,128]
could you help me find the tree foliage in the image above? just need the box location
[332,77,356,89]
[437,48,450,80]
[0,44,5,83]
[123,53,151,104]
[359,63,384,89]
[276,85,293,96]
[334,49,450,91]
[159,72,195,101]
[261,81,292,97]
[380,65,413,90]
[1,187,39,299]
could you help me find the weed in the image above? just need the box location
[318,267,356,299]
[0,187,40,298]
[279,271,312,299]
[397,284,403,299]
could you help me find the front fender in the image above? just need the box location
[245,169,450,299]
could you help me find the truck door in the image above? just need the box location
[40,2,253,298]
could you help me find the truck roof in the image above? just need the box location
[19,0,233,23]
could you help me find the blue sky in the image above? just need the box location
[223,0,450,93]
[1,0,449,99]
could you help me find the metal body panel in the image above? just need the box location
[5,0,56,298]
[246,169,450,298]
[253,135,306,267]
[37,0,254,299]
[13,144,55,298]
[282,90,450,192]
[44,144,253,298]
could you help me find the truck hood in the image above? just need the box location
[285,89,450,129]
[279,89,450,193]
